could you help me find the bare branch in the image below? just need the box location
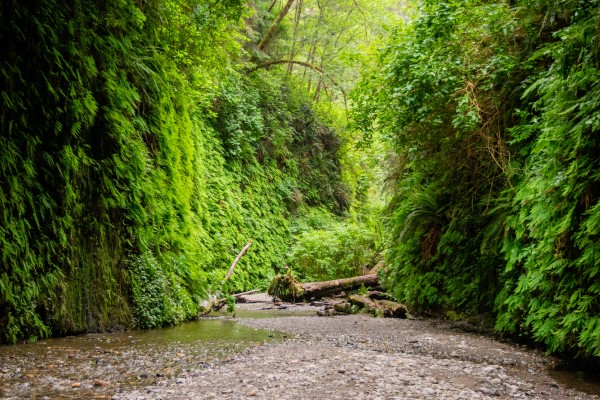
[246,59,348,113]
[225,240,253,281]
[247,59,323,73]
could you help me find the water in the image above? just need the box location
[120,318,282,344]
[210,307,316,319]
[549,369,600,397]
[0,318,281,399]
[4,309,600,399]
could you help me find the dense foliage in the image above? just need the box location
[10,0,599,365]
[0,0,351,343]
[355,0,600,359]
[286,206,384,282]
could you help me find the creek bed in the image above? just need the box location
[2,297,600,399]
[0,318,283,399]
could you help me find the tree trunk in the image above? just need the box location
[301,274,379,299]
[258,0,295,52]
[287,0,303,75]
[268,273,379,302]
[348,294,407,318]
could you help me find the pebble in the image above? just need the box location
[421,387,436,395]
[0,297,597,400]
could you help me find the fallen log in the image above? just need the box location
[348,294,407,318]
[200,241,253,314]
[375,299,407,318]
[212,291,265,310]
[232,289,262,303]
[333,301,353,314]
[268,273,379,302]
[348,294,379,313]
[224,240,253,281]
[366,290,388,301]
[302,275,379,299]
[233,289,261,298]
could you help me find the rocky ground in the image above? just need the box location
[1,294,599,399]
[120,295,598,400]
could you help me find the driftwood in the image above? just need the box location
[200,241,253,314]
[268,273,379,302]
[225,240,253,281]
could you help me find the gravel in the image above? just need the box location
[119,296,598,400]
[1,294,598,400]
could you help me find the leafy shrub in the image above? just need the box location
[267,271,305,302]
[287,208,380,282]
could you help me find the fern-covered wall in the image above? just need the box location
[0,0,347,343]
[354,0,600,360]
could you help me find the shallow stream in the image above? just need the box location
[549,369,600,397]
[2,305,600,399]
[0,317,283,399]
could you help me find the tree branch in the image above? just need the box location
[246,59,348,111]
[258,0,295,52]
[225,240,253,281]
[246,59,323,73]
